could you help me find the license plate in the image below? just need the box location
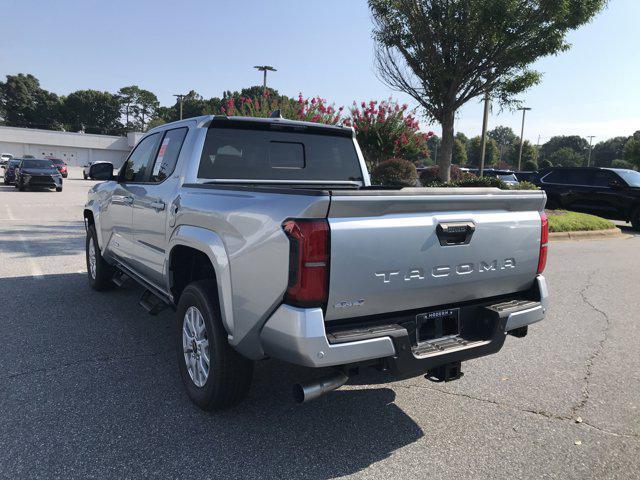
[416,308,460,343]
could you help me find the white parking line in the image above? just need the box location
[16,232,44,280]
[5,205,15,220]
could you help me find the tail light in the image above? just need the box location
[282,219,329,307]
[537,212,549,274]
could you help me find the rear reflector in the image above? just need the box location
[282,219,329,307]
[537,212,549,274]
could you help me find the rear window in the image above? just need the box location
[198,127,363,182]
[542,169,590,185]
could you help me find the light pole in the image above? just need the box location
[173,94,186,120]
[586,135,595,167]
[253,65,277,93]
[517,107,532,171]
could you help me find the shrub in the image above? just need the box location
[522,159,538,171]
[371,158,418,187]
[539,159,553,169]
[611,158,635,170]
[420,177,539,190]
[419,164,472,184]
[345,100,433,166]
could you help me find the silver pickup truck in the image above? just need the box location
[84,115,549,410]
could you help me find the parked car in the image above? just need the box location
[514,171,538,183]
[465,168,519,185]
[537,167,640,229]
[47,158,68,178]
[84,115,548,410]
[3,159,21,184]
[14,158,63,191]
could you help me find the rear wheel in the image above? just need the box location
[56,186,63,192]
[18,183,25,191]
[86,225,114,290]
[175,280,253,410]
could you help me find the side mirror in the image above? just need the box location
[89,162,114,180]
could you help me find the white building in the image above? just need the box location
[0,126,143,168]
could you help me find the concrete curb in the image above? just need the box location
[549,227,623,241]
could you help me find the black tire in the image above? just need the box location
[83,172,88,180]
[175,280,253,410]
[18,184,25,191]
[631,207,640,231]
[85,225,114,291]
[545,196,559,210]
[56,187,63,192]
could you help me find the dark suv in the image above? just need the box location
[537,167,640,230]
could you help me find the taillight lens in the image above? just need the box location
[537,211,549,274]
[282,219,329,307]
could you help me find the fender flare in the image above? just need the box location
[167,225,234,340]
[83,200,105,251]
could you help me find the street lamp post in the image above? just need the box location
[517,107,532,171]
[587,135,595,167]
[173,94,186,120]
[253,65,277,92]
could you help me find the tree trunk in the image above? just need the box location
[438,111,455,182]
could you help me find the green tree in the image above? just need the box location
[623,132,640,169]
[539,135,588,162]
[611,159,635,170]
[0,73,62,129]
[467,136,499,167]
[592,136,627,167]
[117,85,159,131]
[62,90,122,134]
[506,139,538,168]
[452,138,467,165]
[549,147,583,167]
[522,159,538,171]
[540,159,553,169]
[369,0,606,181]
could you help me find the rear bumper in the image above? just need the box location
[260,276,548,371]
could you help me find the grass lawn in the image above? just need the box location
[546,210,615,233]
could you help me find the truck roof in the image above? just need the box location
[148,115,354,136]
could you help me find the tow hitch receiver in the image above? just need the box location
[426,361,463,382]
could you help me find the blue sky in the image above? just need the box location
[1,0,638,143]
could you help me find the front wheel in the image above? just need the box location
[56,187,63,192]
[176,280,253,410]
[86,226,114,290]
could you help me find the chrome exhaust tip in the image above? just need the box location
[293,371,349,404]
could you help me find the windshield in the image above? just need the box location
[498,174,518,182]
[8,160,20,167]
[21,159,55,169]
[614,169,640,187]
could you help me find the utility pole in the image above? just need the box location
[479,91,491,177]
[173,94,186,120]
[253,65,277,93]
[517,107,532,171]
[586,135,595,167]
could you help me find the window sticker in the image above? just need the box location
[153,137,171,176]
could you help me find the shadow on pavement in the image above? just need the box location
[0,221,85,257]
[0,273,424,479]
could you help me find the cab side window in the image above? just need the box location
[590,170,617,187]
[149,128,188,183]
[120,133,162,183]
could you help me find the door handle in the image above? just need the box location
[150,200,165,211]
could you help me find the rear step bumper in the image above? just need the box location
[260,276,547,371]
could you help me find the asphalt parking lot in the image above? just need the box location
[1,169,639,479]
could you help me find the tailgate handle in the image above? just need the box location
[436,222,475,246]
